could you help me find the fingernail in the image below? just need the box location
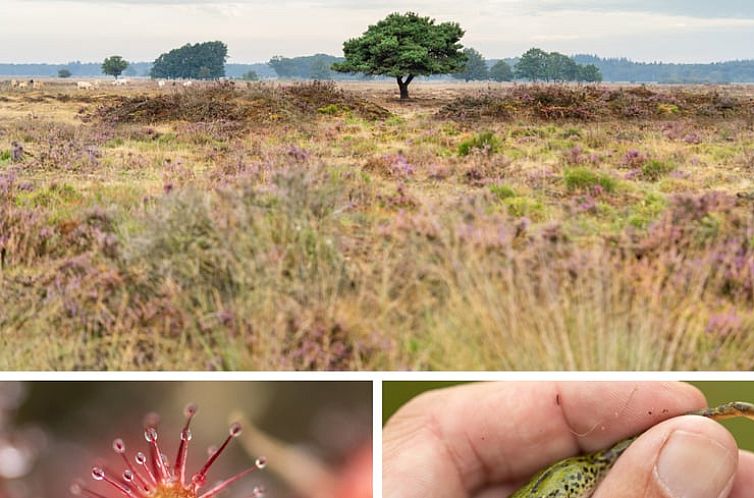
[656,430,736,498]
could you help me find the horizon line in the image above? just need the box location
[3,53,754,67]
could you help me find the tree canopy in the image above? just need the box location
[576,64,602,82]
[514,48,550,81]
[101,56,129,79]
[333,12,467,99]
[268,54,345,80]
[489,60,513,82]
[150,41,228,80]
[452,48,489,82]
[515,48,603,82]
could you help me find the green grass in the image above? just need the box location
[564,167,617,193]
[458,131,502,156]
[490,184,517,200]
[641,159,676,181]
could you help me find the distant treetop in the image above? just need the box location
[489,60,513,82]
[515,48,602,82]
[150,41,228,80]
[102,55,129,79]
[452,48,489,82]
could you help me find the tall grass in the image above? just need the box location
[2,83,754,370]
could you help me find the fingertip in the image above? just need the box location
[730,450,754,496]
[594,416,738,498]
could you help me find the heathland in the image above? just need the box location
[2,79,754,370]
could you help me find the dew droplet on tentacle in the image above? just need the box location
[113,439,152,493]
[143,427,170,483]
[191,422,243,489]
[90,467,135,498]
[174,403,198,486]
[135,452,158,486]
[197,457,267,498]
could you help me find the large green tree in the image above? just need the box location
[150,41,228,80]
[333,12,467,99]
[489,60,513,82]
[452,48,489,82]
[102,55,129,79]
[545,52,579,82]
[515,48,550,81]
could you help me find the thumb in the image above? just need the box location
[593,416,738,498]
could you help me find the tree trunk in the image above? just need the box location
[397,75,414,100]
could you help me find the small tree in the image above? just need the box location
[489,60,513,82]
[102,55,129,79]
[577,64,603,82]
[333,12,467,99]
[515,48,550,81]
[241,70,259,81]
[452,48,489,82]
[545,52,579,82]
[58,68,72,79]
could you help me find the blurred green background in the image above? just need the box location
[383,381,754,451]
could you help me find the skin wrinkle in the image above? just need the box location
[453,383,584,491]
[422,406,469,498]
[425,399,485,497]
[461,425,494,494]
[640,426,667,498]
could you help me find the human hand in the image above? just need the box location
[383,382,754,498]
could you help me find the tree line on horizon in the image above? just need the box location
[4,11,754,86]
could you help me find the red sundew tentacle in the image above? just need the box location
[70,481,109,498]
[113,439,152,494]
[143,413,167,484]
[175,403,198,486]
[91,467,136,498]
[197,457,267,498]
[191,423,243,490]
[144,427,171,483]
[122,470,149,498]
[135,452,158,487]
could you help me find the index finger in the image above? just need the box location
[383,381,705,498]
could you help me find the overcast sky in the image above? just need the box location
[1,0,753,64]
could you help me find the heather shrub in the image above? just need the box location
[640,159,676,181]
[564,167,617,193]
[490,184,517,200]
[458,131,502,156]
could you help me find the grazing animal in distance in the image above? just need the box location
[77,81,93,90]
[158,80,167,88]
[183,80,193,87]
[18,82,28,88]
[32,80,44,89]
[10,79,18,87]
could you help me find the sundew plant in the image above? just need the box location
[71,404,266,498]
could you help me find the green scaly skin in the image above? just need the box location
[509,401,754,498]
